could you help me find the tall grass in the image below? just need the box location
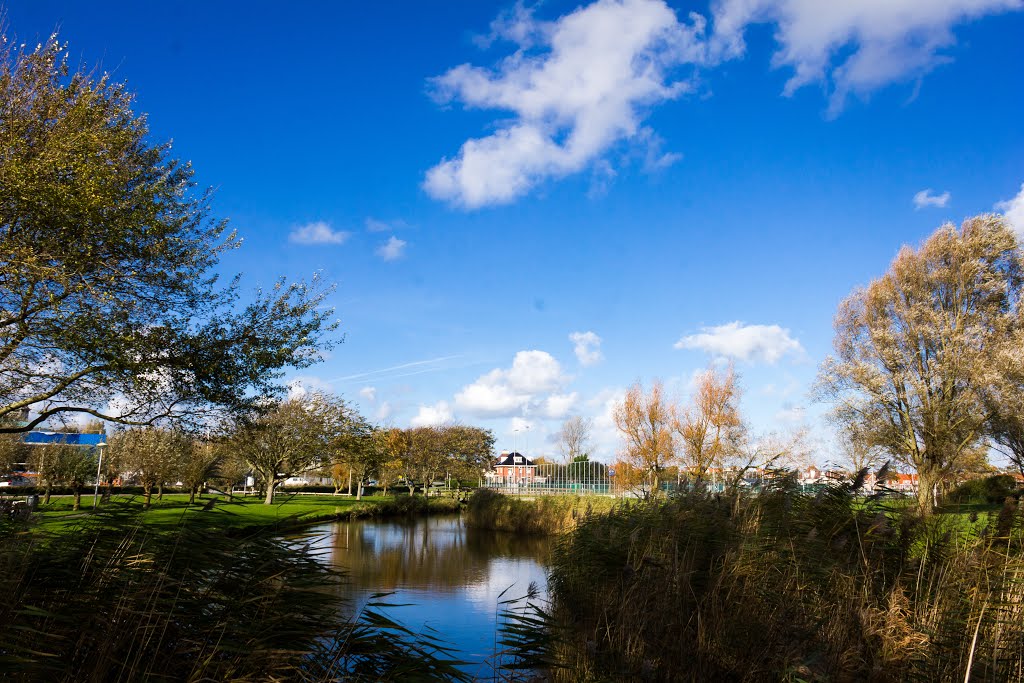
[547,474,1024,681]
[465,489,618,535]
[0,503,470,681]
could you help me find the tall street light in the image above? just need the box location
[92,440,107,509]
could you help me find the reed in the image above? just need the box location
[546,474,1024,681]
[0,503,470,682]
[464,489,618,535]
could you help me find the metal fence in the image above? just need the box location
[484,460,614,496]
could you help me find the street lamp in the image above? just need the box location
[92,440,107,509]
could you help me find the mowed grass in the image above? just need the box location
[29,492,419,534]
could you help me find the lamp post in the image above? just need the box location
[92,440,107,509]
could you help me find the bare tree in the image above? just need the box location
[818,216,1020,514]
[556,415,593,464]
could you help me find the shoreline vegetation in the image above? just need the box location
[471,481,1024,682]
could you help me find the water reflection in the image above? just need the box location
[304,514,552,674]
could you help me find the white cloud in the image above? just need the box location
[288,221,351,245]
[366,217,409,233]
[455,350,568,417]
[376,236,407,261]
[543,392,579,419]
[569,331,604,366]
[774,405,807,424]
[424,0,708,208]
[675,321,804,364]
[359,386,377,402]
[410,401,453,428]
[996,182,1024,238]
[286,376,333,400]
[375,401,394,422]
[712,0,1022,116]
[913,188,951,209]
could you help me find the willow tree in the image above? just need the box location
[0,35,336,434]
[818,216,1020,514]
[674,364,745,485]
[229,393,353,505]
[613,381,675,498]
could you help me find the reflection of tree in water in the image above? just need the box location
[327,516,551,592]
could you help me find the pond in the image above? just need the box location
[304,514,553,677]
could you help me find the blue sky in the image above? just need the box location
[8,0,1024,461]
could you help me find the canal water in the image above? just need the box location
[304,514,553,677]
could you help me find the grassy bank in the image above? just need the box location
[542,479,1024,682]
[464,488,619,535]
[28,492,463,534]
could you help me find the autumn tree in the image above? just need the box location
[556,416,593,464]
[674,365,745,485]
[613,381,675,498]
[0,34,336,435]
[818,216,1020,514]
[443,425,495,484]
[986,320,1024,477]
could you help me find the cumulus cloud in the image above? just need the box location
[359,386,377,402]
[424,0,708,208]
[675,321,804,364]
[455,350,568,417]
[288,221,351,245]
[376,236,407,261]
[569,331,604,366]
[410,401,453,427]
[996,183,1024,238]
[913,188,951,209]
[712,0,1022,116]
[542,392,579,419]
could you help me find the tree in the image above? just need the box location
[443,425,495,484]
[818,216,1020,514]
[228,393,350,505]
[27,442,93,509]
[613,381,675,498]
[556,416,593,464]
[0,34,336,435]
[987,321,1024,477]
[177,439,220,504]
[674,364,745,485]
[107,428,187,508]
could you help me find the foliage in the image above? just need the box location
[106,427,187,507]
[946,474,1020,505]
[0,33,336,434]
[176,439,220,504]
[818,216,1022,514]
[547,476,1024,682]
[227,392,353,504]
[612,380,674,498]
[673,363,745,483]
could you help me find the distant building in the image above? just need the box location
[487,451,536,485]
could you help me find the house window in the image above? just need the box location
[514,456,523,464]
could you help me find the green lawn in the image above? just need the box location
[27,492,418,534]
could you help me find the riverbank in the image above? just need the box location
[464,488,619,535]
[25,492,463,535]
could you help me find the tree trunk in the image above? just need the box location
[157,482,164,501]
[72,486,81,511]
[264,473,276,505]
[347,469,352,495]
[356,479,363,501]
[102,475,114,503]
[188,487,196,505]
[144,485,152,509]
[44,485,52,505]
[916,465,938,516]
[383,482,388,496]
